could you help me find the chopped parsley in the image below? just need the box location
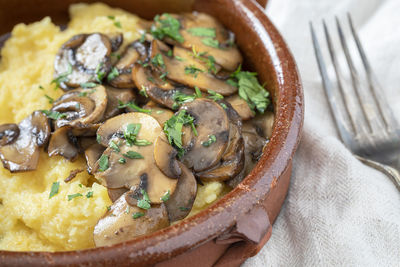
[98,155,109,172]
[179,206,190,211]
[133,139,152,146]
[107,67,119,82]
[123,123,152,147]
[80,82,97,88]
[44,95,54,104]
[139,86,148,97]
[167,50,173,57]
[156,110,165,114]
[220,102,228,109]
[123,151,144,159]
[163,110,197,158]
[230,65,270,113]
[184,65,204,78]
[107,15,122,28]
[52,63,72,89]
[49,181,60,199]
[161,190,170,202]
[187,27,216,38]
[137,189,151,210]
[95,62,106,83]
[118,157,126,164]
[150,13,184,43]
[111,52,121,60]
[194,86,202,98]
[96,134,102,144]
[109,140,120,152]
[78,88,96,97]
[190,47,216,73]
[139,33,146,43]
[40,110,67,120]
[202,134,217,147]
[172,91,197,109]
[118,100,151,114]
[68,193,83,201]
[175,55,185,61]
[202,38,219,48]
[133,212,145,219]
[38,85,44,90]
[207,90,224,101]
[86,191,93,198]
[151,53,165,69]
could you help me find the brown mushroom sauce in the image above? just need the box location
[0,11,273,247]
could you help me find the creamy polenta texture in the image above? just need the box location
[0,3,227,252]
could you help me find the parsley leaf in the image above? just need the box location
[202,134,217,147]
[44,95,54,104]
[123,151,144,159]
[139,86,148,97]
[118,157,126,164]
[150,13,184,43]
[109,140,120,152]
[124,123,141,146]
[184,65,204,78]
[187,27,216,38]
[207,90,224,101]
[133,212,145,219]
[86,191,93,198]
[118,100,151,114]
[68,193,83,201]
[49,181,60,199]
[51,63,72,89]
[194,86,202,98]
[95,62,106,83]
[161,190,170,202]
[98,155,109,172]
[40,110,67,120]
[151,53,165,69]
[201,38,219,48]
[107,67,119,82]
[80,82,97,88]
[172,91,197,108]
[163,110,197,158]
[230,65,270,113]
[137,189,151,210]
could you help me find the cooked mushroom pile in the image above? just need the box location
[0,12,274,247]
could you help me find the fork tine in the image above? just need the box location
[335,17,377,133]
[347,14,399,132]
[310,22,354,147]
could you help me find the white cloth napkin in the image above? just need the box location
[244,0,400,266]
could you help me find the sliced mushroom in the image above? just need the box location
[94,113,178,203]
[226,95,254,121]
[48,126,79,161]
[154,134,181,178]
[103,86,135,120]
[142,101,174,126]
[165,162,197,222]
[107,187,129,202]
[94,192,169,247]
[51,85,107,129]
[85,143,106,174]
[157,13,243,71]
[106,33,124,52]
[0,124,19,146]
[109,41,149,88]
[250,111,275,139]
[180,98,230,172]
[54,33,114,90]
[0,111,50,172]
[196,103,245,181]
[150,40,237,96]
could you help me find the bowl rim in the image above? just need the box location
[0,0,304,265]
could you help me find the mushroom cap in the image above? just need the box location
[95,112,178,203]
[0,124,19,146]
[93,192,169,247]
[153,134,181,179]
[0,111,50,172]
[48,126,79,161]
[52,85,108,129]
[103,86,135,121]
[84,143,106,174]
[226,95,255,121]
[165,162,197,222]
[180,98,230,172]
[142,102,174,127]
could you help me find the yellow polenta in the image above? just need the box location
[0,3,226,252]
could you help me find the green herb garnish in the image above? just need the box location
[161,190,170,202]
[96,134,102,144]
[107,67,119,82]
[44,95,54,104]
[184,65,204,78]
[52,63,72,89]
[114,21,122,28]
[163,110,197,158]
[118,100,151,114]
[123,151,144,159]
[194,86,202,98]
[139,86,148,97]
[80,82,97,88]
[95,62,106,83]
[133,212,145,219]
[49,181,60,199]
[98,155,109,172]
[207,90,224,101]
[40,110,67,120]
[124,123,141,146]
[172,91,197,108]
[137,189,151,210]
[86,191,93,198]
[230,65,270,113]
[187,27,216,38]
[139,33,146,43]
[220,102,228,109]
[175,55,185,61]
[39,85,44,90]
[202,134,217,147]
[150,13,184,43]
[109,140,120,152]
[68,193,83,201]
[201,38,219,48]
[179,206,190,211]
[118,157,126,164]
[167,50,173,57]
[151,53,165,69]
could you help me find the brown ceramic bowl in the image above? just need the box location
[0,0,303,266]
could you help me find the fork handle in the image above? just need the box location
[356,156,400,191]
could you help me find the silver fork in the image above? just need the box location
[310,14,400,191]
